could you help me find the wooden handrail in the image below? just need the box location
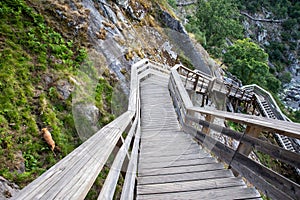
[188,107,300,139]
[13,111,135,200]
[168,65,300,200]
[13,59,168,200]
[243,84,285,120]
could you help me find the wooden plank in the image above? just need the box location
[137,177,246,195]
[201,114,215,134]
[233,152,300,200]
[137,187,261,200]
[120,121,141,200]
[139,163,225,177]
[98,112,138,200]
[139,146,200,158]
[14,112,134,200]
[138,169,233,185]
[128,62,138,112]
[170,68,193,108]
[138,69,169,82]
[120,65,143,200]
[231,159,293,200]
[139,157,217,170]
[137,63,169,75]
[140,143,198,151]
[139,152,209,164]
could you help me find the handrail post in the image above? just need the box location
[236,125,262,156]
[201,114,215,135]
[193,74,199,91]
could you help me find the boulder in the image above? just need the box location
[116,0,129,9]
[56,80,73,100]
[0,176,19,199]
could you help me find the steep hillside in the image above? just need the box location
[0,0,217,198]
[176,0,300,121]
[0,0,87,189]
[237,0,300,111]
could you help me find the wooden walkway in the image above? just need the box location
[136,75,261,200]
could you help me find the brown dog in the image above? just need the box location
[41,128,55,152]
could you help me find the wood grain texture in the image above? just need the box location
[137,73,260,199]
[13,112,134,200]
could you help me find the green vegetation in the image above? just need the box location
[186,0,243,57]
[167,0,177,9]
[182,0,299,121]
[95,77,115,126]
[0,0,114,188]
[177,53,194,70]
[223,39,281,93]
[235,0,300,76]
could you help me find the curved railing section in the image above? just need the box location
[169,64,300,200]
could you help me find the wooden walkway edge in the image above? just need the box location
[136,74,261,200]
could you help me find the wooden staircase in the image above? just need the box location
[136,74,260,199]
[13,59,300,200]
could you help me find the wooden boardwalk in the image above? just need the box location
[137,75,261,200]
[12,60,299,199]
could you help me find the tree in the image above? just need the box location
[195,0,243,56]
[223,39,281,93]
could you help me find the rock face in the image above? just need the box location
[56,80,73,100]
[0,176,19,199]
[160,11,187,34]
[116,0,129,9]
[242,11,300,110]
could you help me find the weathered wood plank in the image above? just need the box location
[137,187,261,200]
[98,112,138,200]
[120,121,141,200]
[139,163,225,177]
[138,169,233,185]
[139,157,217,170]
[139,152,209,164]
[233,152,300,199]
[139,146,200,158]
[13,111,134,200]
[137,177,246,195]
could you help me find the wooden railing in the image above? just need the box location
[175,65,254,107]
[243,84,285,120]
[169,65,300,200]
[176,64,212,94]
[13,59,159,200]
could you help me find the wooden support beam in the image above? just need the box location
[193,74,199,91]
[201,114,215,135]
[237,126,262,156]
[227,84,233,96]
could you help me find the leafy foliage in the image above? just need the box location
[192,0,244,56]
[167,0,177,9]
[223,39,281,93]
